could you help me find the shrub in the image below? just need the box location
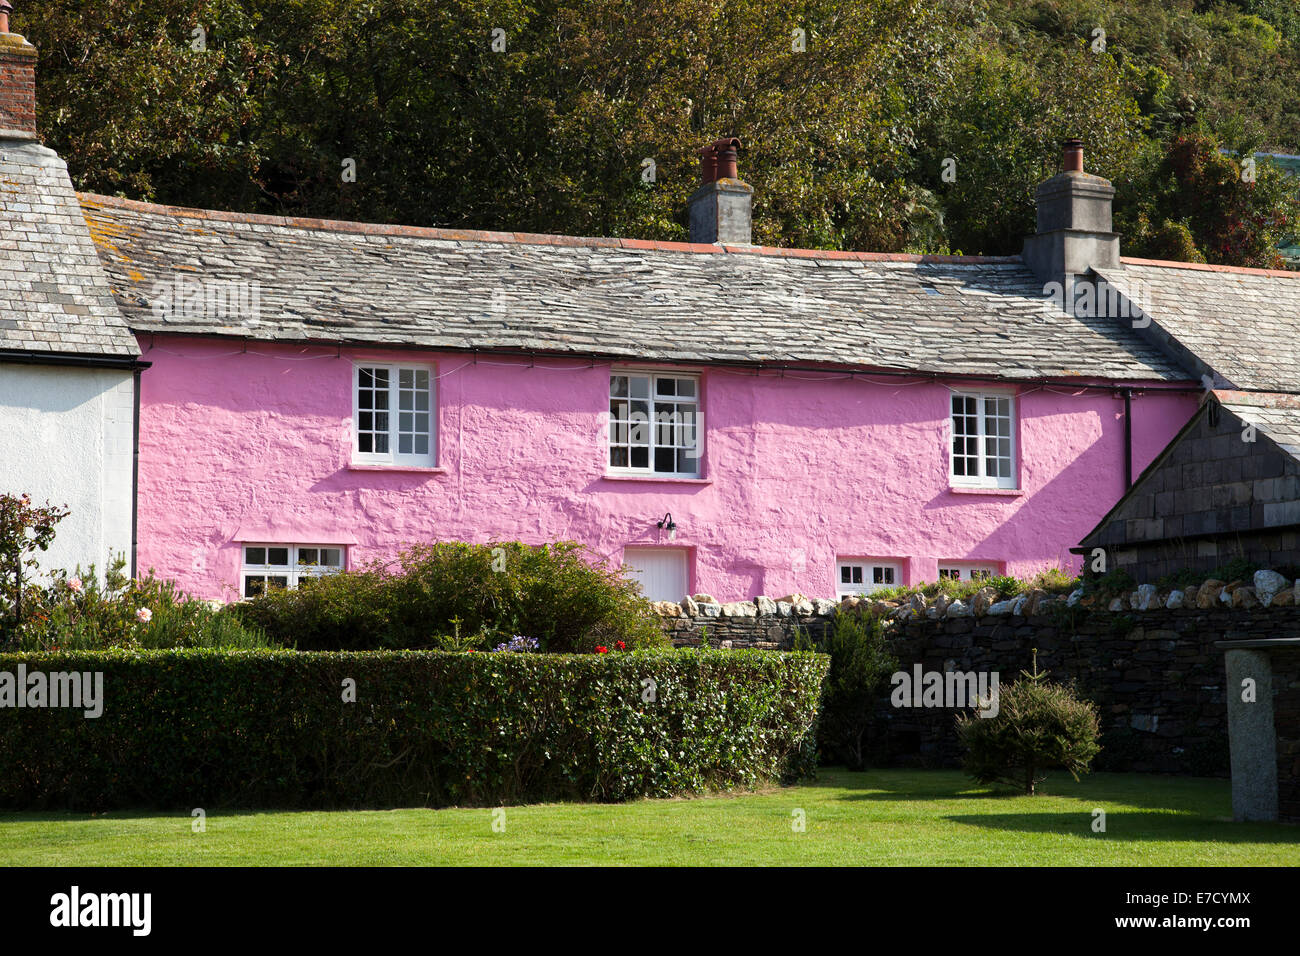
[988,575,1023,599]
[15,557,268,651]
[0,648,828,810]
[1083,566,1136,596]
[868,584,911,602]
[233,540,666,652]
[793,612,897,769]
[913,577,985,602]
[955,655,1101,795]
[0,493,69,645]
[1025,568,1079,594]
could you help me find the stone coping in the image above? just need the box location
[652,569,1300,625]
[1214,638,1300,650]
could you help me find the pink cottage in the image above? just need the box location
[78,139,1207,604]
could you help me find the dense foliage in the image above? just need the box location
[0,647,828,809]
[956,657,1102,795]
[0,493,69,643]
[793,611,897,769]
[1,493,269,650]
[11,557,269,651]
[232,540,667,652]
[23,0,1300,266]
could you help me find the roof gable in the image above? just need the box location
[1077,389,1300,551]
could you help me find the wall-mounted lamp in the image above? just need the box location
[657,512,677,541]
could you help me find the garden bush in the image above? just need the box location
[0,647,828,810]
[0,493,69,645]
[2,494,267,651]
[955,655,1101,795]
[232,540,666,652]
[10,556,268,651]
[793,611,897,769]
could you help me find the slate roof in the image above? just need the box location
[0,141,139,359]
[1214,390,1300,458]
[1099,261,1300,393]
[78,193,1193,383]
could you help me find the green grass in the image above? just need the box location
[1,769,1296,866]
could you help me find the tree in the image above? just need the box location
[1118,129,1299,267]
[23,0,1300,263]
[794,610,897,769]
[921,41,1146,254]
[955,651,1101,795]
[27,0,962,248]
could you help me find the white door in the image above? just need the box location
[623,548,689,603]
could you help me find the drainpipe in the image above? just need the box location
[131,367,141,579]
[1123,387,1133,488]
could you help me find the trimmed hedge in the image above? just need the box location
[0,648,827,810]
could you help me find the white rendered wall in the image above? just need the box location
[0,364,135,580]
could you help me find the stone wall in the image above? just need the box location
[877,605,1250,775]
[653,594,836,649]
[656,591,1300,777]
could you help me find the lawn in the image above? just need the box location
[1,769,1296,866]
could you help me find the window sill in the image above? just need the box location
[348,463,447,474]
[949,485,1024,496]
[602,474,711,485]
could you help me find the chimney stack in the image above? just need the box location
[1021,139,1119,288]
[689,136,752,245]
[0,1,38,141]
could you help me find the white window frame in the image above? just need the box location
[608,370,702,478]
[938,563,998,582]
[241,543,346,598]
[353,362,435,467]
[949,389,1016,489]
[836,560,902,599]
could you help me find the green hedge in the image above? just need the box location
[231,541,666,653]
[0,648,827,810]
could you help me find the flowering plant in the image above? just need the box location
[492,635,539,653]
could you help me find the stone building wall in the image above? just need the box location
[1078,403,1300,584]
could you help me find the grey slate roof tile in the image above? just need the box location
[0,142,138,358]
[1100,263,1300,392]
[79,194,1191,382]
[1215,390,1300,460]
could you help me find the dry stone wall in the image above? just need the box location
[652,593,836,649]
[653,576,1300,777]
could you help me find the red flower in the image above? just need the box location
[616,641,626,651]
[466,649,476,653]
[595,646,608,654]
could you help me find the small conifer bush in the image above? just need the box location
[956,651,1101,795]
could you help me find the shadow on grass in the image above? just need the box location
[0,807,357,823]
[941,811,1299,844]
[804,767,1232,815]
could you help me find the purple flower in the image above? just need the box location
[492,635,539,653]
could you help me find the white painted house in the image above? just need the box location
[0,23,144,578]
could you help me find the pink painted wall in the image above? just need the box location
[135,337,1200,602]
